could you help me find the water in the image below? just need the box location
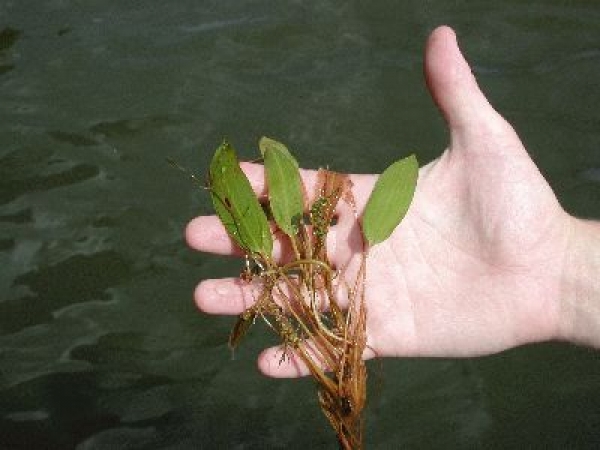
[1,1,599,448]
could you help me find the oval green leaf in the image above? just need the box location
[209,140,272,257]
[362,154,418,246]
[259,136,304,236]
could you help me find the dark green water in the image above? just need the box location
[1,1,599,448]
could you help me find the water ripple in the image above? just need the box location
[1,251,132,335]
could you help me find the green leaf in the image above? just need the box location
[362,154,418,246]
[209,140,273,257]
[259,136,304,236]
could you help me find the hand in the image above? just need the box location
[186,26,580,377]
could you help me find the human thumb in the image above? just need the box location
[424,26,505,137]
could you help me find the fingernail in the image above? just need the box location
[215,284,230,296]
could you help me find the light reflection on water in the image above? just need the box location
[1,1,599,448]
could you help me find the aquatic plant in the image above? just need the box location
[174,137,417,448]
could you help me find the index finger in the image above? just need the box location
[239,161,318,201]
[240,161,375,213]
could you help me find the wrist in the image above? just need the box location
[559,217,600,347]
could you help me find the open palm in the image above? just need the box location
[186,26,573,377]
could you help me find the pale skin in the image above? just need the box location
[186,26,600,378]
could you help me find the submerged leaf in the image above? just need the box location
[229,310,256,352]
[259,136,304,236]
[362,154,418,246]
[209,140,272,257]
[311,169,354,261]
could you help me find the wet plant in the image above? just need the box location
[173,137,418,449]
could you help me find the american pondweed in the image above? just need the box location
[174,137,418,449]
